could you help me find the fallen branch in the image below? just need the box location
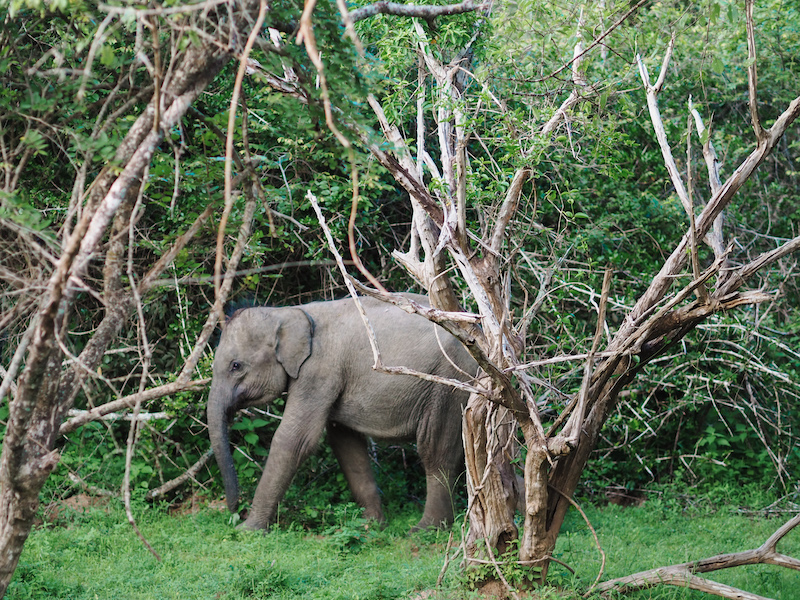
[67,472,118,498]
[146,448,215,501]
[596,513,800,599]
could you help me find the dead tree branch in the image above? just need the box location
[597,514,800,599]
[146,449,215,501]
[349,0,488,22]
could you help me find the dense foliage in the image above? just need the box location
[0,0,798,594]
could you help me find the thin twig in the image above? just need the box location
[308,190,488,397]
[215,0,268,298]
[745,0,764,142]
[122,169,161,562]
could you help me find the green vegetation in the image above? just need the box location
[1,0,799,596]
[9,486,798,599]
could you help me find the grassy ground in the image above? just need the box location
[7,488,799,599]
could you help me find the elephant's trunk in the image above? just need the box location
[207,390,239,514]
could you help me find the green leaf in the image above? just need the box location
[709,2,721,25]
[100,44,115,67]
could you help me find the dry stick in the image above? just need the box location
[296,0,351,149]
[542,486,605,596]
[539,17,597,140]
[560,268,612,448]
[67,472,118,498]
[718,233,800,298]
[689,98,725,259]
[178,195,257,384]
[547,269,613,440]
[346,149,388,292]
[0,319,35,401]
[637,40,698,222]
[533,0,648,84]
[596,513,800,599]
[146,449,215,501]
[57,203,214,434]
[745,0,764,143]
[348,277,482,325]
[299,0,383,290]
[59,379,209,435]
[686,112,708,303]
[66,409,170,423]
[122,170,161,561]
[76,12,115,102]
[436,531,459,587]
[484,538,522,600]
[621,91,800,336]
[349,0,488,22]
[215,0,268,298]
[416,55,426,179]
[308,190,489,397]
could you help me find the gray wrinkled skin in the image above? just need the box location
[207,294,477,532]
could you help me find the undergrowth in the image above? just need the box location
[6,484,799,599]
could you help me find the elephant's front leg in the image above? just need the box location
[328,423,385,524]
[240,409,327,530]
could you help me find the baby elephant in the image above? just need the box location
[207,294,477,531]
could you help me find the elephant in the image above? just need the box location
[207,294,478,531]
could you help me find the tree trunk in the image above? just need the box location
[463,391,520,564]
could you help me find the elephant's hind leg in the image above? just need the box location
[413,410,463,531]
[328,423,385,524]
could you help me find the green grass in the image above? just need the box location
[7,491,799,599]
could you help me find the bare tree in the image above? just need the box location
[289,0,800,595]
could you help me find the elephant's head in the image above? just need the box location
[207,307,313,513]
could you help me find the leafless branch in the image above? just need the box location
[215,0,268,298]
[689,98,726,258]
[59,379,209,435]
[146,449,215,501]
[100,0,229,17]
[489,168,530,255]
[745,0,764,142]
[534,0,649,84]
[597,514,800,599]
[637,48,694,221]
[349,0,488,22]
[307,190,489,398]
[66,409,171,423]
[122,170,161,562]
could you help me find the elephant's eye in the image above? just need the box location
[230,361,242,372]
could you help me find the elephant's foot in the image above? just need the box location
[237,515,270,531]
[410,514,451,533]
[361,505,386,526]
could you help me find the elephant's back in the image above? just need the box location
[303,295,475,374]
[302,296,474,440]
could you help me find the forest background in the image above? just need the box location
[0,0,799,597]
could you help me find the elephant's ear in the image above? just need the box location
[275,308,313,379]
